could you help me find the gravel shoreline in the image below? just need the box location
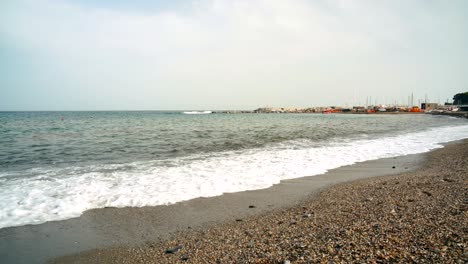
[54,140,468,263]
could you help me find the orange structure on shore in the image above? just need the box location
[410,106,422,112]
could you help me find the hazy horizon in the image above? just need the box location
[1,0,467,111]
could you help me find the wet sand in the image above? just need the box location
[0,142,463,263]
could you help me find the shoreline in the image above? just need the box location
[1,149,427,263]
[55,139,467,263]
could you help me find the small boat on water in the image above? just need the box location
[182,110,213,115]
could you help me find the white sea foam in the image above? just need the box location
[182,111,212,114]
[0,124,468,229]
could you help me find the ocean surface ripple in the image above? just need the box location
[0,111,467,228]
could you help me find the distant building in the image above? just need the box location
[353,106,366,112]
[421,103,438,110]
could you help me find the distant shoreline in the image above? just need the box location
[213,110,468,118]
[213,110,426,114]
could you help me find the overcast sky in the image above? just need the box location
[1,0,467,110]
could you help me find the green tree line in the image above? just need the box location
[453,92,468,104]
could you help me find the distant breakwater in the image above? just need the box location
[429,111,468,119]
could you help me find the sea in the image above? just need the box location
[0,111,467,229]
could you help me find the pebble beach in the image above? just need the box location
[53,140,468,263]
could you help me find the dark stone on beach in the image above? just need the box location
[392,166,396,169]
[165,245,183,254]
[422,191,432,196]
[249,205,256,208]
[235,219,243,222]
[180,256,189,261]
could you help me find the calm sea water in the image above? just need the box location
[0,111,467,228]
